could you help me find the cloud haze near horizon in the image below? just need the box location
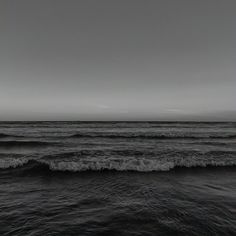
[0,0,235,121]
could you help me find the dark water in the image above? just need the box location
[0,122,236,235]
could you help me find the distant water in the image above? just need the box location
[0,121,236,235]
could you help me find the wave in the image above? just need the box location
[70,133,236,140]
[1,158,235,172]
[39,159,236,172]
[0,140,56,147]
[1,151,236,172]
[0,133,24,138]
[42,150,236,161]
[43,149,164,159]
[1,132,236,140]
[0,157,30,169]
[210,134,236,139]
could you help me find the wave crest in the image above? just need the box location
[1,154,236,172]
[0,157,30,169]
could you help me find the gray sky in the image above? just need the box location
[0,0,235,121]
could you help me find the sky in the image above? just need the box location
[0,0,235,121]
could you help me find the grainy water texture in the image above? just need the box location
[0,122,236,235]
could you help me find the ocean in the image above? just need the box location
[0,121,236,235]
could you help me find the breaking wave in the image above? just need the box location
[0,157,30,169]
[1,150,236,172]
[39,158,236,172]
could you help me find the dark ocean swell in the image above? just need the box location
[0,140,57,148]
[1,122,236,236]
[0,133,24,138]
[70,133,236,140]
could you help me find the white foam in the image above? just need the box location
[0,157,30,169]
[39,156,236,172]
[1,155,236,172]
